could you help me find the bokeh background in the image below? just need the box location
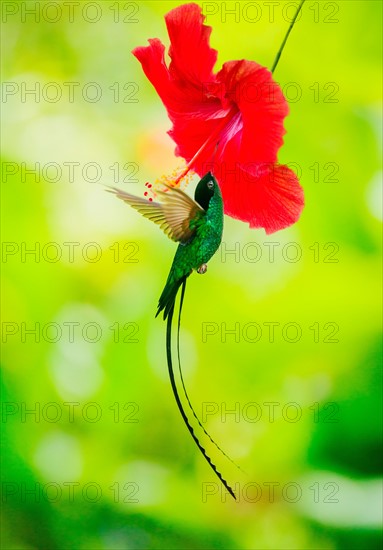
[1,1,382,548]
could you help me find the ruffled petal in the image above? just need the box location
[132,38,172,105]
[165,3,217,85]
[216,60,288,164]
[219,164,304,234]
[133,34,228,167]
[133,36,219,116]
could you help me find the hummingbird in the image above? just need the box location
[109,172,237,499]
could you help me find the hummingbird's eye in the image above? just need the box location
[207,180,214,190]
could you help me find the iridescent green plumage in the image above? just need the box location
[156,173,224,318]
[109,173,224,317]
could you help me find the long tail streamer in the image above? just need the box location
[166,301,236,500]
[176,279,244,474]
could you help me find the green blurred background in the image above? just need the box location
[1,1,382,548]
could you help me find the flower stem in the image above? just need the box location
[271,0,306,74]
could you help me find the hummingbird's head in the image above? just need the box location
[194,172,220,210]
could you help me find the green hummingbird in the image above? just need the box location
[109,172,237,499]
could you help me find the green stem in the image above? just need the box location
[271,0,306,74]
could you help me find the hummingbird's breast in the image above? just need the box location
[194,191,224,266]
[171,189,224,278]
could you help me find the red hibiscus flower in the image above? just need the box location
[133,2,304,234]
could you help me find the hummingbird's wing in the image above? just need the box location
[108,184,204,243]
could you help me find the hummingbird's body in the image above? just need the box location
[109,173,236,499]
[157,179,224,318]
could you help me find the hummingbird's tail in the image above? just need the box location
[156,269,190,320]
[177,280,245,476]
[166,301,237,500]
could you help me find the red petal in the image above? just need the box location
[132,3,222,165]
[132,3,218,110]
[165,3,217,85]
[132,36,219,117]
[219,164,304,234]
[133,36,224,165]
[216,60,288,164]
[132,38,172,104]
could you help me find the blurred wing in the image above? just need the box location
[107,185,204,243]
